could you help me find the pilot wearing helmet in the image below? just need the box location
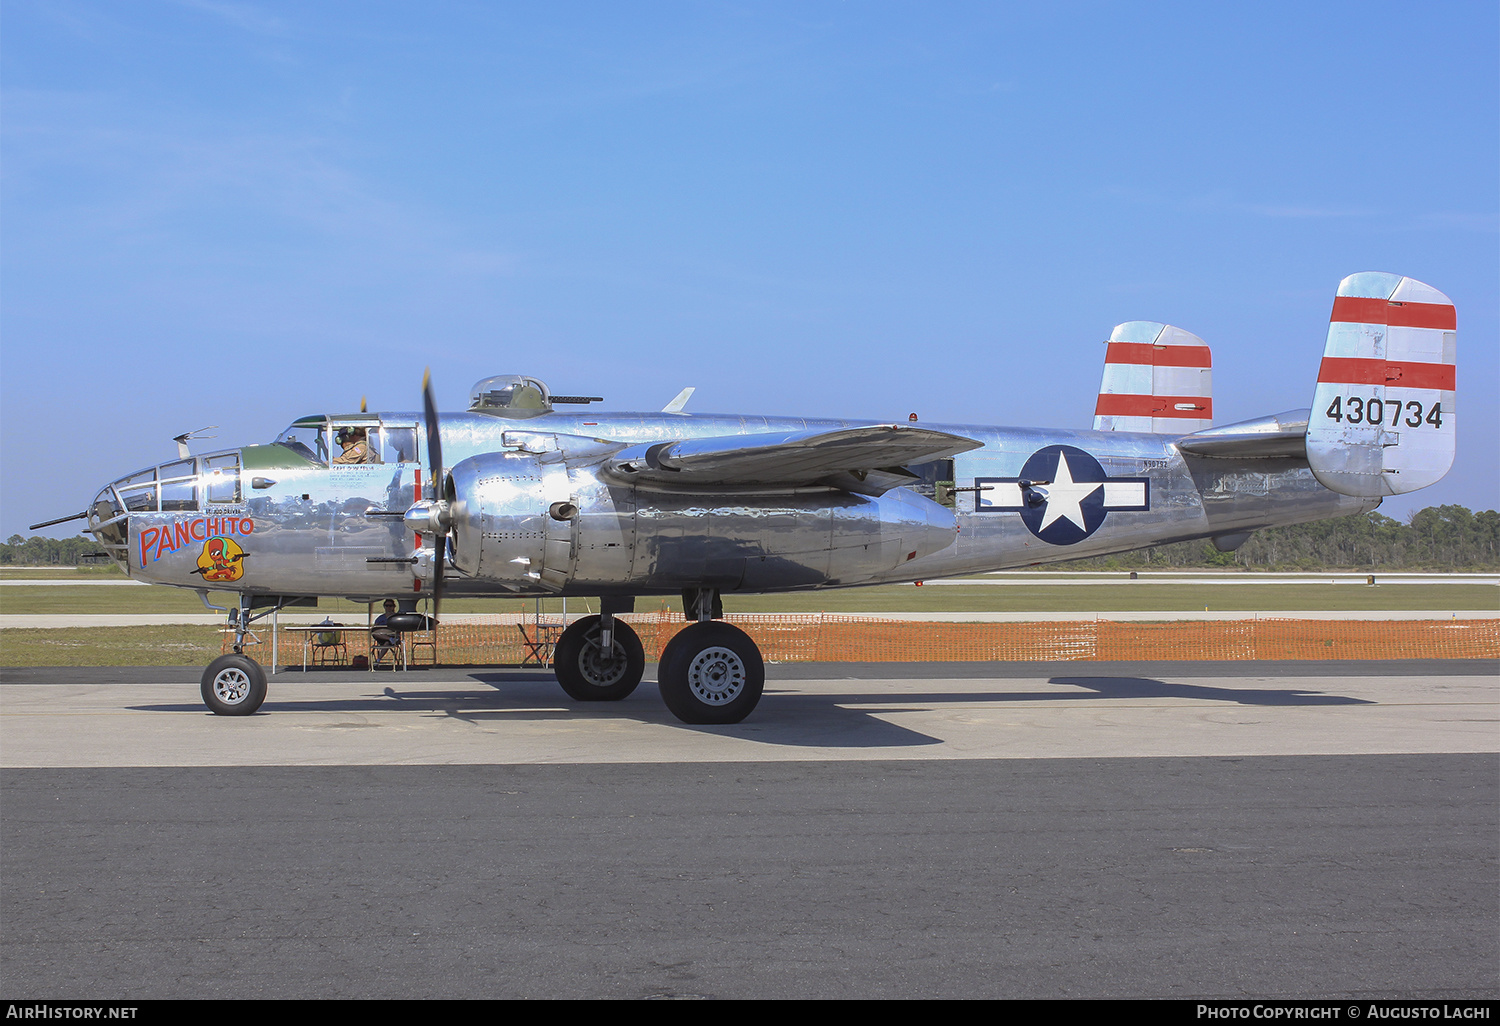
[333,427,373,464]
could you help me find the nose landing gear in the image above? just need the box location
[197,593,279,716]
[201,653,267,715]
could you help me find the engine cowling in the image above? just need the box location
[446,447,959,592]
[447,450,563,587]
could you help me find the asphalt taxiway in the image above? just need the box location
[2,660,1495,999]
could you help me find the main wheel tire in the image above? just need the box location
[200,654,267,716]
[658,621,765,725]
[554,615,645,701]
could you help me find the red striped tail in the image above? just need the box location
[1307,272,1456,497]
[1093,322,1212,433]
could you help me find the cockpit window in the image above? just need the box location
[330,420,383,465]
[275,416,409,465]
[275,418,330,465]
[377,424,418,463]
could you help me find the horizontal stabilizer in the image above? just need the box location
[1307,273,1456,497]
[1094,322,1212,433]
[609,425,983,494]
[1176,410,1309,459]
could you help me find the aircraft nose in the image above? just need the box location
[87,480,131,566]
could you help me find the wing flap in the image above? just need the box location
[609,425,983,492]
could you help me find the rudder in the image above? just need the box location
[1093,321,1212,433]
[1306,272,1456,497]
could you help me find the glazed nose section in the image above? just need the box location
[87,481,130,566]
[84,450,246,572]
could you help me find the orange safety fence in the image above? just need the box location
[227,608,1500,665]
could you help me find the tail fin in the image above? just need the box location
[1093,321,1212,433]
[1306,272,1456,497]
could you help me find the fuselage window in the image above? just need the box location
[203,454,241,504]
[907,459,958,508]
[117,468,157,513]
[159,459,199,512]
[379,426,418,464]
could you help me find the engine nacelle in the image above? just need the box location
[446,447,959,592]
[447,450,561,587]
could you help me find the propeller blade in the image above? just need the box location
[421,368,446,621]
[422,368,444,493]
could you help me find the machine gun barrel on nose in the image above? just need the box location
[28,511,88,531]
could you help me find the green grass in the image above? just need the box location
[0,565,127,579]
[3,582,1494,616]
[0,625,226,666]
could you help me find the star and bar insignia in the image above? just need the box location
[974,445,1150,545]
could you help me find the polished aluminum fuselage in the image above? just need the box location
[96,409,1375,603]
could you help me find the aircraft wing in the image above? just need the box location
[609,425,983,494]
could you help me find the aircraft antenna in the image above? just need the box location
[172,426,219,460]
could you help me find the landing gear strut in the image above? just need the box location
[196,592,279,716]
[553,614,645,701]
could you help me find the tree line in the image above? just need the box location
[1,534,114,567]
[5,504,1498,570]
[1059,505,1500,571]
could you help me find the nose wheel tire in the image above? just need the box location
[554,615,645,701]
[658,621,764,724]
[200,654,267,716]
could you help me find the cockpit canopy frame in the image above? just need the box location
[468,375,553,417]
[273,415,419,466]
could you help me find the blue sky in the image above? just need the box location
[3,0,1496,540]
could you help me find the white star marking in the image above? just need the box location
[1037,452,1102,532]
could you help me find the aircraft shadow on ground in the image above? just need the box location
[125,671,1374,750]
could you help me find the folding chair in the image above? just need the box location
[370,632,405,670]
[310,630,347,667]
[517,623,557,666]
[407,623,438,666]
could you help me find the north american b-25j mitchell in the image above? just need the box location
[34,271,1458,724]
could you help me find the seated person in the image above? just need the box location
[372,600,399,646]
[333,427,373,464]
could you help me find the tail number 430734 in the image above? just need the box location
[1325,396,1443,429]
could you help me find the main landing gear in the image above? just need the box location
[549,590,767,724]
[657,619,764,724]
[553,614,646,701]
